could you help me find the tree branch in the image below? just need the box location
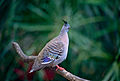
[12,42,37,62]
[56,69,89,81]
[12,42,89,81]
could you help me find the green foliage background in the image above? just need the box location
[0,0,120,81]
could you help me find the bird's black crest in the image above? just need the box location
[63,20,67,24]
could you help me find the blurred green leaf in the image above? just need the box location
[13,22,54,32]
[79,0,107,5]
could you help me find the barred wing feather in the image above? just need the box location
[31,41,65,71]
[41,42,64,64]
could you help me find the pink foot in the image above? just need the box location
[56,65,65,71]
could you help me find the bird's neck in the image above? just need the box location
[58,26,69,43]
[59,32,69,44]
[59,26,68,36]
[59,32,68,41]
[59,30,67,36]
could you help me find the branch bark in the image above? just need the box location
[12,42,89,81]
[12,42,37,62]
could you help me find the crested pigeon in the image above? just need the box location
[30,20,70,73]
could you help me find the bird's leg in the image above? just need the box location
[56,65,65,71]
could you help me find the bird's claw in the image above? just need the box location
[56,65,65,71]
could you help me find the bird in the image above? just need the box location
[30,20,70,73]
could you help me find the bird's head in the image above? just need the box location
[61,20,70,33]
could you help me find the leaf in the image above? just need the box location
[78,0,107,5]
[27,4,50,19]
[13,22,54,32]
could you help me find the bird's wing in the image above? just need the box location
[31,41,64,71]
[41,41,64,64]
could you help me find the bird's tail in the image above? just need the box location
[29,65,45,73]
[29,61,46,73]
